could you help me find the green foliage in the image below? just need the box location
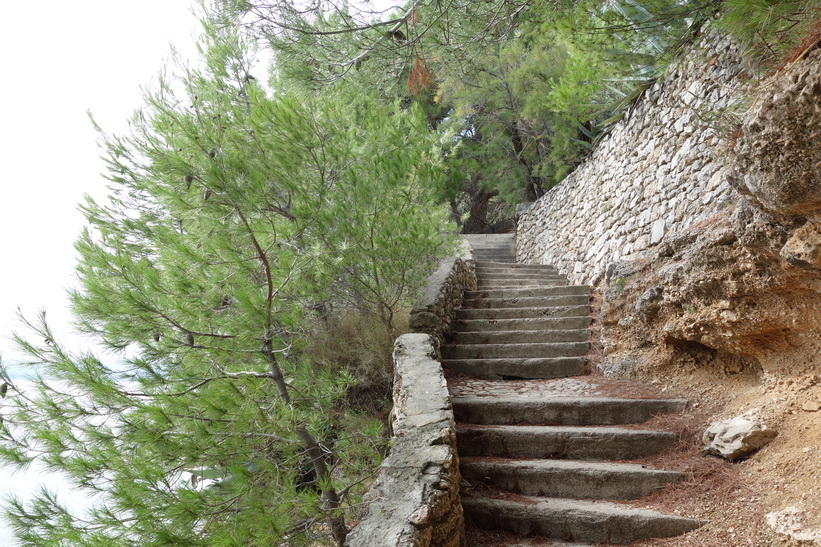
[431,0,711,213]
[305,310,407,413]
[716,0,821,68]
[0,11,453,546]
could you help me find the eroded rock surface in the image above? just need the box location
[600,46,821,380]
[728,48,821,218]
[766,506,821,545]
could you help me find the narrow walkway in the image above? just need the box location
[442,234,704,545]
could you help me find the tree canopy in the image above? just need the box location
[0,14,454,546]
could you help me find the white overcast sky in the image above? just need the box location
[0,4,204,544]
[0,0,398,364]
[0,1,204,362]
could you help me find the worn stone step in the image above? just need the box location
[453,316,592,332]
[477,269,561,277]
[449,329,590,345]
[441,341,589,360]
[477,277,568,286]
[475,280,567,288]
[473,260,529,267]
[474,252,515,259]
[464,286,589,299]
[476,270,560,278]
[463,295,589,309]
[474,541,592,547]
[462,495,704,544]
[476,270,561,276]
[476,269,567,280]
[457,305,590,320]
[461,458,685,500]
[477,277,568,287]
[456,425,678,459]
[442,357,586,379]
[476,263,558,271]
[452,396,688,425]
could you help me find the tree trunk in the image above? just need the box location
[265,345,348,545]
[509,124,544,201]
[297,429,348,545]
[462,175,499,234]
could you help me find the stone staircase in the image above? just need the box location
[442,235,704,545]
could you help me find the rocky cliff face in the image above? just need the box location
[601,48,821,382]
[599,47,821,544]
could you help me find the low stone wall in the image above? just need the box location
[346,334,463,547]
[516,28,757,286]
[348,244,473,547]
[408,239,476,344]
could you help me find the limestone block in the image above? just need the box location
[703,412,777,461]
[650,219,666,245]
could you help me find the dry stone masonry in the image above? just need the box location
[348,241,477,547]
[346,334,464,547]
[517,29,756,285]
[408,239,476,343]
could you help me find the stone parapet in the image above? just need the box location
[348,246,472,546]
[346,333,463,547]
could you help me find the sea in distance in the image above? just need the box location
[1,361,120,545]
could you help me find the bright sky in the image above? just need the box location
[0,4,203,542]
[0,3,406,544]
[0,1,203,363]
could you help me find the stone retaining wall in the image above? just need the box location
[516,28,757,285]
[348,244,473,547]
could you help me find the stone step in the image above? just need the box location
[457,305,590,320]
[477,276,569,285]
[477,278,568,286]
[464,286,590,299]
[452,396,688,425]
[441,341,589,360]
[474,252,515,259]
[442,357,586,379]
[462,495,704,544]
[476,263,558,271]
[477,265,559,272]
[461,458,685,500]
[476,270,559,278]
[456,425,678,459]
[453,316,592,332]
[471,540,592,547]
[477,278,568,287]
[477,269,560,276]
[473,260,528,267]
[463,295,589,309]
[449,329,590,345]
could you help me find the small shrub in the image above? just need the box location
[305,309,409,413]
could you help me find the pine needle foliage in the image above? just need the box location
[716,0,821,69]
[0,12,453,546]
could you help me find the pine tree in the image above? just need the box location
[0,13,453,546]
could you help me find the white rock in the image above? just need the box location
[766,506,821,544]
[650,219,666,245]
[703,411,777,461]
